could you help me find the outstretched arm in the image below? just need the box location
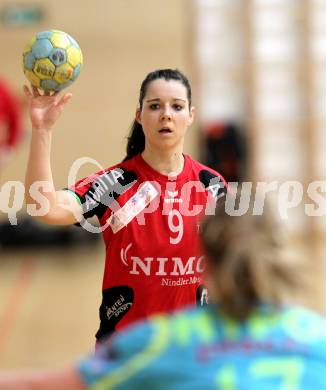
[24,86,82,225]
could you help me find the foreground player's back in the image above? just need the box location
[77,305,326,389]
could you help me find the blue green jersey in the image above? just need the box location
[77,304,326,389]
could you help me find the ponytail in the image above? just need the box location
[123,120,145,161]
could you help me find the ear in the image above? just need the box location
[135,108,142,124]
[188,106,195,126]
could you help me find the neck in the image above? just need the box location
[141,145,185,175]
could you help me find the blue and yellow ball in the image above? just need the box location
[23,30,83,92]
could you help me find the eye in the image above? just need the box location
[149,103,160,110]
[173,104,184,111]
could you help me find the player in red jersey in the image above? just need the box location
[0,79,23,171]
[24,69,227,341]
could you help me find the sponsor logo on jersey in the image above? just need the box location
[106,294,132,320]
[84,168,126,210]
[161,276,201,286]
[96,286,134,340]
[120,243,204,282]
[80,168,137,218]
[128,255,205,276]
[120,242,132,266]
[164,189,183,203]
[108,181,159,233]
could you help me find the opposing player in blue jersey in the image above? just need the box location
[1,196,326,389]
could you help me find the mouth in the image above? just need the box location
[159,128,172,134]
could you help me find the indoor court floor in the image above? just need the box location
[0,243,104,369]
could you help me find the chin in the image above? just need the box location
[152,140,180,151]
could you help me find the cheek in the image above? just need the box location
[142,111,158,125]
[141,116,157,137]
[177,115,191,129]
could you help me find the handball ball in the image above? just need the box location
[23,30,83,92]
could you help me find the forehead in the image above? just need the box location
[145,79,188,100]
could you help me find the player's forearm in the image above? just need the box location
[25,129,83,225]
[25,128,56,209]
[0,367,86,390]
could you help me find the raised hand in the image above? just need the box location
[23,85,72,131]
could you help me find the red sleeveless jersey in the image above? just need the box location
[69,154,226,340]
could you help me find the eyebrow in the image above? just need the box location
[146,98,187,103]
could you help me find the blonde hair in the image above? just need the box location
[201,198,301,321]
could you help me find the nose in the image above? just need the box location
[160,105,172,121]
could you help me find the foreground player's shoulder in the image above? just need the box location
[281,305,326,339]
[77,316,171,388]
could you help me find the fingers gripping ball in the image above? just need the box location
[23,30,83,92]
